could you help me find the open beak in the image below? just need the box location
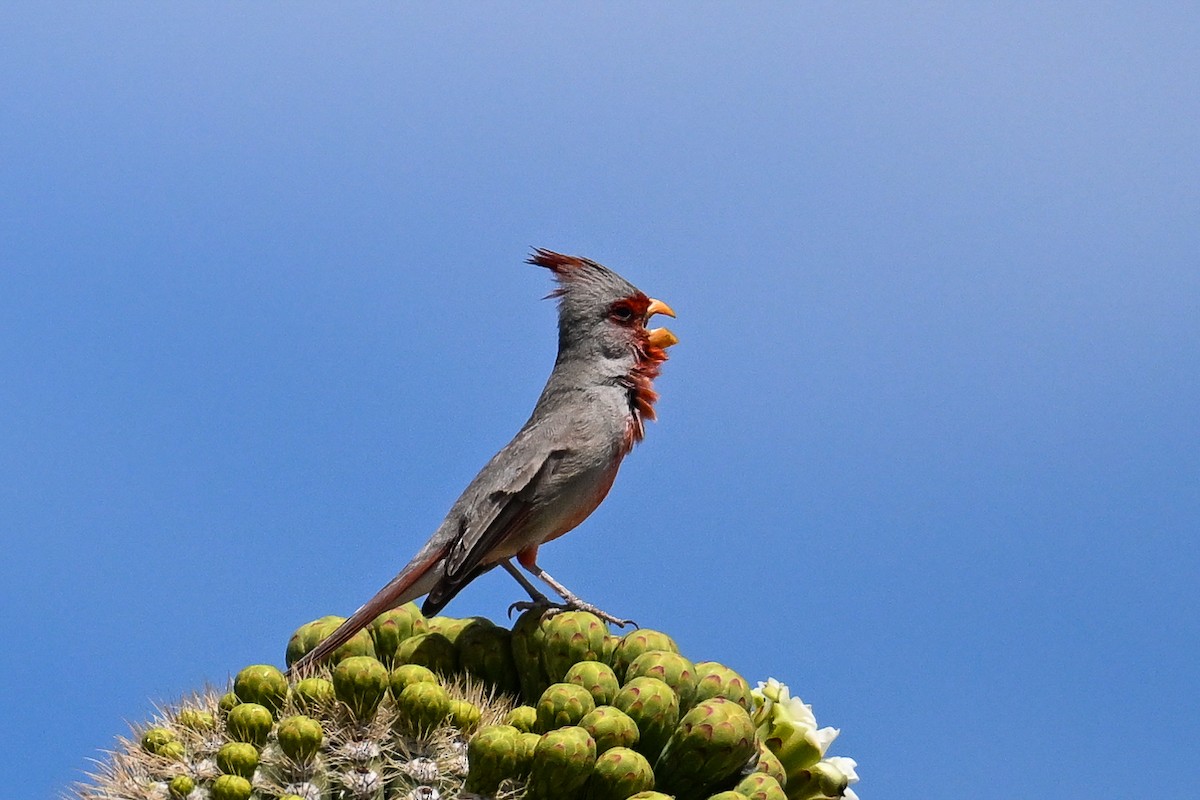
[646,298,676,319]
[645,298,679,349]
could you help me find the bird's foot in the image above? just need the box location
[506,598,636,628]
[507,598,556,620]
[559,598,638,629]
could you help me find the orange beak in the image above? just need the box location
[646,298,676,319]
[645,298,679,348]
[647,327,680,348]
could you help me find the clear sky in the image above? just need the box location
[2,4,1197,798]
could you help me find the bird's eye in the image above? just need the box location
[610,305,635,323]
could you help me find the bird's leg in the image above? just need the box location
[502,559,554,618]
[521,561,637,628]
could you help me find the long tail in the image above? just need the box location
[287,544,448,675]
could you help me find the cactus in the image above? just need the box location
[525,725,598,800]
[610,629,679,679]
[368,603,427,666]
[625,650,697,712]
[331,655,390,721]
[540,611,609,683]
[578,705,641,754]
[565,659,621,706]
[536,682,597,732]
[654,698,759,800]
[582,745,655,800]
[73,614,856,800]
[612,676,679,761]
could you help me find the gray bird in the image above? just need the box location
[291,249,677,671]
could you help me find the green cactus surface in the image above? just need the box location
[72,612,856,800]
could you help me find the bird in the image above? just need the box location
[290,249,678,672]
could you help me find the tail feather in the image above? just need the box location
[287,545,447,675]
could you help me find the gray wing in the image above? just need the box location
[423,420,571,608]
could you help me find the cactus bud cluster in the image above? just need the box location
[75,606,857,800]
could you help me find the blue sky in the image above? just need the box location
[2,4,1197,798]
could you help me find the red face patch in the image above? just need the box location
[608,293,651,325]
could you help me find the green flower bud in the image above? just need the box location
[693,662,754,712]
[233,664,288,716]
[286,616,375,668]
[140,727,177,755]
[578,705,640,754]
[611,629,678,679]
[226,702,273,747]
[394,632,457,676]
[465,724,521,794]
[369,603,427,666]
[540,611,609,683]
[276,715,324,762]
[515,731,541,773]
[506,705,539,733]
[654,698,758,800]
[157,741,187,761]
[612,676,679,762]
[735,772,788,800]
[625,651,697,712]
[332,655,390,720]
[217,692,240,717]
[450,699,482,732]
[754,741,788,788]
[216,742,259,779]
[292,677,335,713]
[175,708,215,732]
[536,682,597,733]
[167,774,195,800]
[525,726,598,800]
[582,745,655,800]
[457,617,520,695]
[210,774,252,800]
[511,606,551,701]
[564,660,621,707]
[395,680,451,733]
[784,758,857,800]
[389,663,439,698]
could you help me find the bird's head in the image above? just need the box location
[529,248,678,442]
[528,248,679,366]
